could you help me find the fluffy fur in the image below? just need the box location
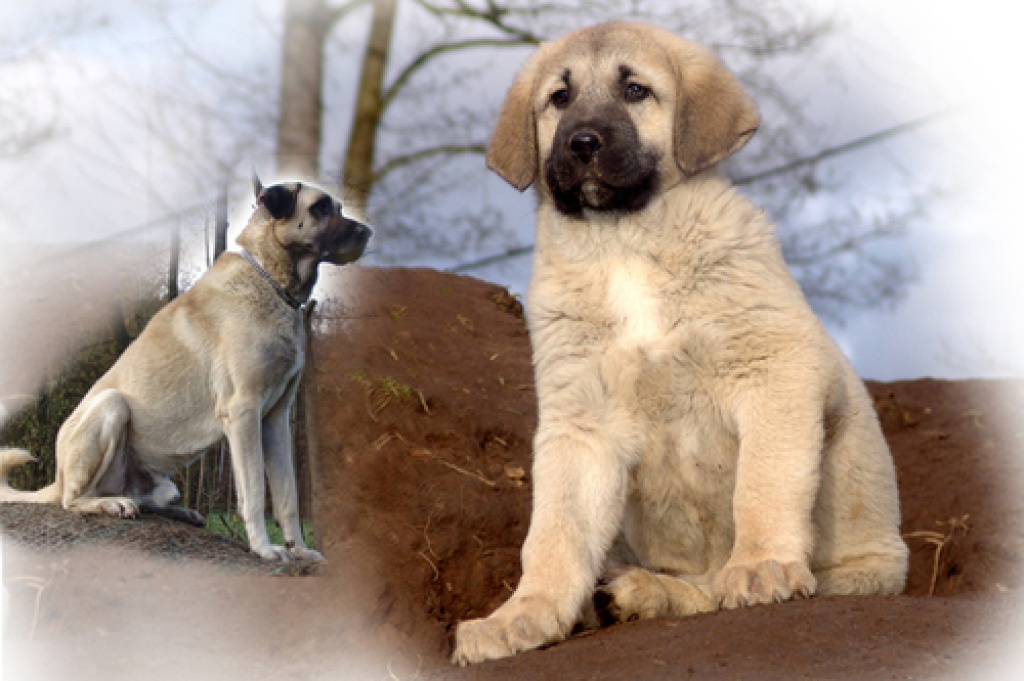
[453,22,907,665]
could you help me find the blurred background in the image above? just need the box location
[1,0,1021,403]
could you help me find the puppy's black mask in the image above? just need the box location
[544,100,660,215]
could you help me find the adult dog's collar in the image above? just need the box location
[239,249,303,311]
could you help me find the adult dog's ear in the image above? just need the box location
[252,173,264,201]
[487,60,539,191]
[259,183,300,220]
[671,40,759,177]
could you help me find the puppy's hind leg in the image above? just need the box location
[59,388,139,519]
[815,550,908,597]
[596,567,716,624]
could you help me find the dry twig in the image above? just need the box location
[432,458,496,487]
[903,514,971,596]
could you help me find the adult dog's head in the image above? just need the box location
[247,178,372,265]
[488,22,759,215]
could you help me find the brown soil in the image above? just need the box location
[3,266,1023,680]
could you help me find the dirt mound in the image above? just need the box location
[307,267,536,654]
[3,266,1022,680]
[874,378,1024,597]
[309,267,1024,677]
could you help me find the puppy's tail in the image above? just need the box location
[0,449,61,504]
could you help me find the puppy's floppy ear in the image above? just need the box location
[487,60,539,191]
[259,183,299,220]
[671,39,759,177]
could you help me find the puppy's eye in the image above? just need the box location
[624,83,651,103]
[550,88,570,109]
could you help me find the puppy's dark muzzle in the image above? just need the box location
[545,109,660,214]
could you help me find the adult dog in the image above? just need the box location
[453,22,907,664]
[0,179,371,562]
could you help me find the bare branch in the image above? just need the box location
[411,0,544,42]
[154,4,265,95]
[326,0,373,26]
[373,143,486,182]
[383,37,537,110]
[734,110,954,186]
[448,245,534,273]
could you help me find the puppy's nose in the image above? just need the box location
[569,131,602,163]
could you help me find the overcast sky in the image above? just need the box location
[0,0,1022,388]
[821,1,1024,380]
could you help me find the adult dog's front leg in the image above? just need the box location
[453,415,634,665]
[262,381,323,562]
[223,398,286,562]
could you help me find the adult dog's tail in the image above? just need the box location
[0,449,61,504]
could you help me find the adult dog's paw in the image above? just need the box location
[713,558,816,609]
[180,508,206,527]
[101,497,139,519]
[452,595,567,666]
[288,546,325,563]
[250,543,293,563]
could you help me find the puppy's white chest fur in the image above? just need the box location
[606,262,666,347]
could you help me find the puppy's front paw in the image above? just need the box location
[713,558,816,609]
[452,595,567,666]
[595,567,668,624]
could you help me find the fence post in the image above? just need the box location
[214,183,228,261]
[167,223,181,301]
[296,300,319,544]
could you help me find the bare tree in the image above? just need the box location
[330,3,833,248]
[338,0,923,318]
[341,0,398,212]
[0,4,105,161]
[0,100,56,160]
[276,0,336,180]
[20,0,923,317]
[276,0,371,181]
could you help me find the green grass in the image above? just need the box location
[345,369,429,415]
[206,512,316,549]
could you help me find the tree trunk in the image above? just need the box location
[275,0,331,181]
[341,0,396,214]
